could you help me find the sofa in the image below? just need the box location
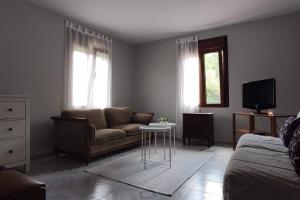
[0,167,45,200]
[51,107,153,164]
[223,134,300,200]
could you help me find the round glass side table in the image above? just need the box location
[139,125,172,169]
[149,122,176,154]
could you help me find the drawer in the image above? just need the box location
[0,139,25,165]
[0,101,25,119]
[0,120,25,140]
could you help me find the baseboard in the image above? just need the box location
[30,150,54,160]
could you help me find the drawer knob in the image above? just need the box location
[8,128,13,131]
[8,108,13,112]
[8,150,13,154]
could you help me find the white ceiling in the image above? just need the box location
[29,0,300,44]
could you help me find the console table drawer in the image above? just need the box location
[0,101,25,119]
[0,120,25,140]
[0,139,25,165]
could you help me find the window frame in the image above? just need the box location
[198,36,229,107]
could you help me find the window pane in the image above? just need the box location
[204,52,221,104]
[72,50,93,107]
[92,52,109,108]
[183,56,200,107]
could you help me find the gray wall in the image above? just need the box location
[134,12,300,142]
[1,0,300,156]
[112,40,134,108]
[0,0,135,156]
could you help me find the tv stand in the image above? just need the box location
[232,112,295,149]
[255,110,262,114]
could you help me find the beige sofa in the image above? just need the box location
[223,134,300,200]
[51,107,153,164]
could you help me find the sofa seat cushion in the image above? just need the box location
[104,107,132,127]
[93,129,126,145]
[0,170,45,199]
[112,123,143,136]
[61,109,107,129]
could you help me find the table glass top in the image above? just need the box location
[139,125,171,130]
[149,122,176,127]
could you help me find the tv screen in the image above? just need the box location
[242,78,276,113]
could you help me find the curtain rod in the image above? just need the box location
[176,36,198,44]
[66,20,112,43]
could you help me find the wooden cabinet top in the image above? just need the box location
[233,112,295,118]
[183,113,213,115]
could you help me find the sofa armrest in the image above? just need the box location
[51,116,90,156]
[88,124,96,142]
[132,112,154,125]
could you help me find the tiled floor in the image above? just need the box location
[29,141,233,200]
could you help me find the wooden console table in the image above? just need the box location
[183,113,214,147]
[232,112,294,149]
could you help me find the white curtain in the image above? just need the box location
[176,36,200,138]
[64,20,112,109]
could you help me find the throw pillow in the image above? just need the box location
[288,126,300,175]
[132,112,153,124]
[279,117,300,147]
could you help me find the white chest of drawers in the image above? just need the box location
[0,95,30,172]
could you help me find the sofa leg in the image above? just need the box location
[55,149,59,159]
[86,156,90,166]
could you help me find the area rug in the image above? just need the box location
[85,147,214,196]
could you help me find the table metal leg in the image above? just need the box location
[164,131,166,160]
[169,129,171,168]
[144,131,146,169]
[141,130,143,162]
[173,127,176,154]
[148,132,151,158]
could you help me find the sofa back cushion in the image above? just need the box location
[279,117,300,147]
[104,107,132,127]
[61,109,107,129]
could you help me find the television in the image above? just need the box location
[242,78,276,114]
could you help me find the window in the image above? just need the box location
[65,20,112,109]
[198,36,229,107]
[72,46,110,108]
